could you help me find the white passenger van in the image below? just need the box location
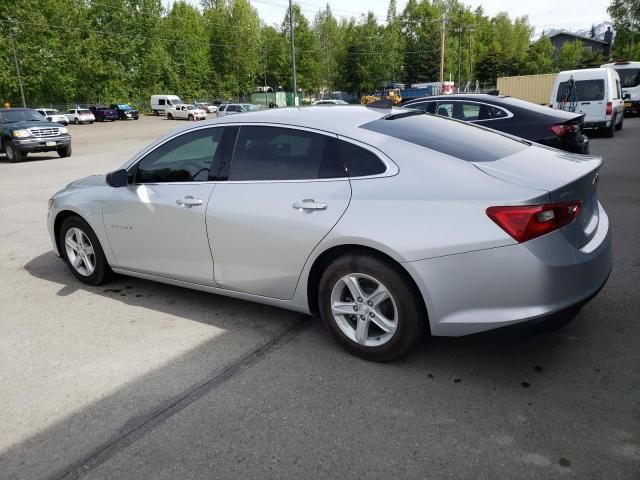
[150,95,183,116]
[550,68,624,137]
[602,60,640,115]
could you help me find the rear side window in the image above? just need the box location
[230,126,346,181]
[339,140,386,177]
[360,114,527,163]
[159,99,165,106]
[616,68,640,88]
[556,79,605,102]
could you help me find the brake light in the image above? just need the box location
[486,202,581,243]
[606,102,612,115]
[549,124,577,137]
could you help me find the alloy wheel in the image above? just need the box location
[330,273,398,347]
[64,227,96,276]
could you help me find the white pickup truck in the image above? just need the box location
[166,104,207,121]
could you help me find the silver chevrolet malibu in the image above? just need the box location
[47,106,612,361]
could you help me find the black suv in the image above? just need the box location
[109,103,139,120]
[1,108,72,162]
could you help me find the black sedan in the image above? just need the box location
[402,94,590,154]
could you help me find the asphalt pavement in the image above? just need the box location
[0,115,638,480]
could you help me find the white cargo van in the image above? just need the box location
[550,68,624,137]
[602,61,640,115]
[150,95,183,116]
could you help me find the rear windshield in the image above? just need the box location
[615,68,640,88]
[360,113,527,162]
[556,79,605,102]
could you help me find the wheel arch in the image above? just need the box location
[305,244,429,332]
[53,210,85,255]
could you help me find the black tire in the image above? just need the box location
[188,114,194,121]
[615,113,623,131]
[57,144,72,158]
[59,216,112,286]
[135,116,139,120]
[167,113,173,120]
[604,114,616,138]
[89,121,94,124]
[318,253,426,362]
[74,118,80,125]
[4,141,23,163]
[153,110,159,116]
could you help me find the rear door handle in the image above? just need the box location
[292,199,327,212]
[176,196,203,208]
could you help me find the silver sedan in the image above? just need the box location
[47,106,612,361]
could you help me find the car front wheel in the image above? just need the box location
[318,253,425,362]
[59,216,112,285]
[4,141,24,162]
[74,118,79,125]
[57,145,72,158]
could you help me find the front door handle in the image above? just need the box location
[176,196,203,208]
[292,199,327,212]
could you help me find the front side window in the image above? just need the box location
[229,126,346,181]
[135,128,225,183]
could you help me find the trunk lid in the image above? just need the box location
[473,145,602,248]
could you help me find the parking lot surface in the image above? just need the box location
[1,115,639,479]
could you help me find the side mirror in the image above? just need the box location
[106,169,128,187]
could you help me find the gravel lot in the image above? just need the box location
[1,114,638,480]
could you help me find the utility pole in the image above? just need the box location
[457,27,462,90]
[439,16,445,84]
[9,22,27,108]
[288,0,298,106]
[630,17,635,61]
[468,27,472,84]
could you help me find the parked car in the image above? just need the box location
[166,104,207,121]
[1,108,71,162]
[216,103,260,117]
[47,106,611,361]
[403,94,590,154]
[89,106,118,122]
[110,103,139,120]
[312,99,349,105]
[602,60,640,115]
[66,109,95,125]
[194,102,217,113]
[150,95,183,116]
[36,108,69,126]
[550,68,624,137]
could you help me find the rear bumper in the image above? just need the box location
[12,135,71,153]
[623,100,640,113]
[405,202,612,337]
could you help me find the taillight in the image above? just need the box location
[606,102,612,115]
[486,202,581,243]
[549,124,577,137]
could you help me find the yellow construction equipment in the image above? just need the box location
[361,88,402,106]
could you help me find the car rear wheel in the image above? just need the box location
[615,114,623,131]
[59,216,112,285]
[74,118,80,125]
[188,114,194,121]
[604,114,616,138]
[57,145,72,158]
[318,253,425,362]
[167,113,173,120]
[4,141,23,163]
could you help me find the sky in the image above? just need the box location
[243,0,611,34]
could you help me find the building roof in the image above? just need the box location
[548,31,609,45]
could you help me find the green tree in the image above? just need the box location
[608,0,640,60]
[521,35,554,74]
[554,39,584,71]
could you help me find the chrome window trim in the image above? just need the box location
[405,99,513,122]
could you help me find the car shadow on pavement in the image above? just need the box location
[5,251,579,480]
[0,154,60,163]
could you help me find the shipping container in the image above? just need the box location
[250,91,287,108]
[497,73,558,105]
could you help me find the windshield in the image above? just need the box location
[117,104,132,110]
[616,68,640,88]
[0,109,46,123]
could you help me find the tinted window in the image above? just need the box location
[360,114,527,163]
[556,79,605,102]
[230,126,346,181]
[405,101,431,112]
[159,99,165,105]
[136,128,224,183]
[339,141,386,177]
[616,68,640,88]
